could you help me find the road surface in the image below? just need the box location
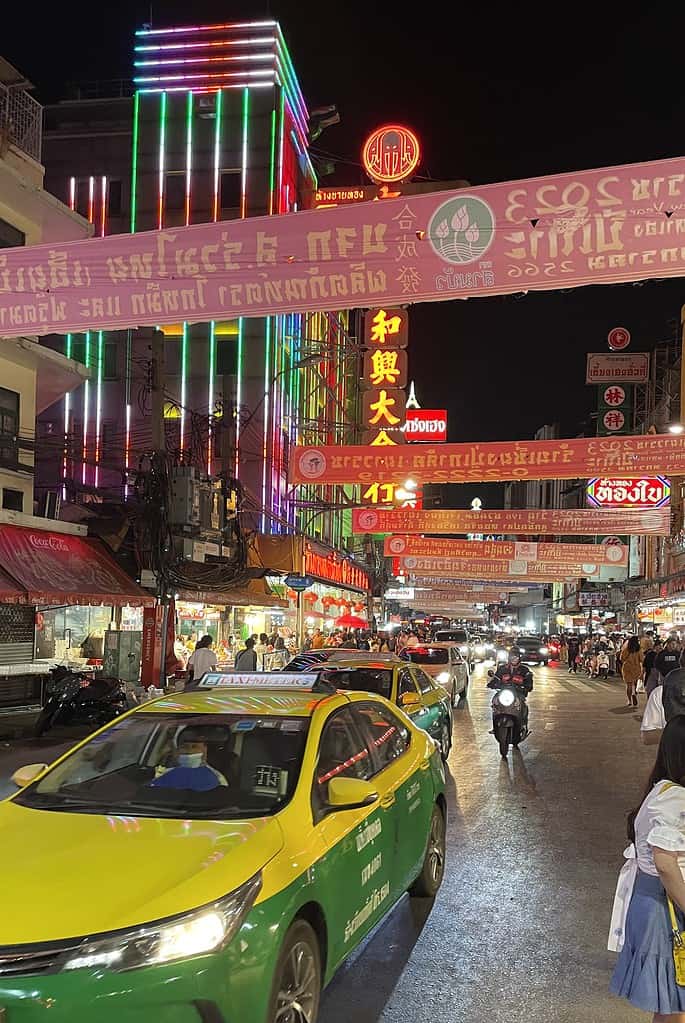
[0,663,653,1021]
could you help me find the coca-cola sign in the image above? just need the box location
[586,476,671,509]
[28,532,70,553]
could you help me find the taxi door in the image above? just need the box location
[353,700,435,896]
[312,705,399,972]
[409,665,449,744]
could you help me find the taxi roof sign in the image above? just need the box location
[198,672,322,690]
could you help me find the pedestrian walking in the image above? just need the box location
[621,636,643,708]
[567,635,580,673]
[609,716,685,1019]
[644,640,664,696]
[186,634,218,685]
[655,636,681,681]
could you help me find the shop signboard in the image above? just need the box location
[586,353,649,383]
[587,476,671,508]
[384,535,628,567]
[303,545,370,592]
[352,505,670,536]
[404,409,448,443]
[5,156,685,340]
[291,434,685,486]
[579,590,610,608]
[283,574,315,591]
[384,587,415,600]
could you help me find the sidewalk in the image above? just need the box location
[0,708,40,741]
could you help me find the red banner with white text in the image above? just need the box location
[385,535,628,567]
[353,506,670,536]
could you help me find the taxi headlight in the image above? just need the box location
[437,671,450,683]
[539,646,549,655]
[62,873,262,972]
[459,645,468,654]
[498,689,516,707]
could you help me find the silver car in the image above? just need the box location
[399,642,469,705]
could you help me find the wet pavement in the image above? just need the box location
[320,663,652,1023]
[0,664,654,1021]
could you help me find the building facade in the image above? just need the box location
[38,20,360,551]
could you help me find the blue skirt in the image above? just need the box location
[611,870,685,1013]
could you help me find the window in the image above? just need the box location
[320,667,393,700]
[398,668,418,697]
[354,703,410,774]
[15,712,309,820]
[411,667,435,695]
[0,217,25,249]
[315,707,373,798]
[402,647,449,665]
[2,488,23,512]
[220,170,241,211]
[107,180,123,217]
[450,649,463,665]
[165,173,185,211]
[0,388,19,465]
[103,342,118,379]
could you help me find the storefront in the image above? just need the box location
[299,542,371,640]
[0,522,153,708]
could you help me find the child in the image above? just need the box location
[596,649,610,679]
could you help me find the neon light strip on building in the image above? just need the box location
[180,322,188,452]
[261,316,271,532]
[135,36,274,53]
[135,20,277,36]
[130,92,140,232]
[240,87,249,218]
[235,317,243,477]
[185,92,193,225]
[82,331,91,485]
[95,331,104,486]
[63,333,72,498]
[100,176,107,237]
[157,92,167,229]
[207,320,216,475]
[68,177,75,211]
[88,176,94,223]
[212,87,223,221]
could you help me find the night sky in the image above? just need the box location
[5,2,685,507]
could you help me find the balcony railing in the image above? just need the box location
[0,82,42,162]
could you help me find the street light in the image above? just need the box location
[395,478,418,502]
[669,423,685,435]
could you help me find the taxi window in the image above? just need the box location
[315,707,373,798]
[398,668,418,697]
[354,702,410,774]
[320,667,392,700]
[14,713,309,820]
[411,666,435,695]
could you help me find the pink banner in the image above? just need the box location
[385,535,628,567]
[292,433,685,485]
[1,156,685,337]
[398,556,603,581]
[352,506,670,536]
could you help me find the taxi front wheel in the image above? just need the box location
[268,918,322,1023]
[410,804,446,898]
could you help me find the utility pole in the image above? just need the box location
[150,328,166,453]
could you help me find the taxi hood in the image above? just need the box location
[0,801,284,944]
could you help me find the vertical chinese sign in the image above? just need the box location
[360,306,410,508]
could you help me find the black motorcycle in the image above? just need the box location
[33,667,128,737]
[487,669,529,758]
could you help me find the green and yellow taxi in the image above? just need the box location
[0,672,446,1023]
[290,654,454,761]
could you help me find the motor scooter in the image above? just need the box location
[33,666,128,737]
[487,668,529,758]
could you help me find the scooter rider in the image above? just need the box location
[488,649,534,731]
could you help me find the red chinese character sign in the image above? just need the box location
[362,125,421,184]
[608,326,631,351]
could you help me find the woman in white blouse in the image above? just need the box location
[610,716,685,1019]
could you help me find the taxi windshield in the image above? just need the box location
[14,713,309,820]
[321,667,393,699]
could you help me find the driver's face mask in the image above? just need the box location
[178,752,203,768]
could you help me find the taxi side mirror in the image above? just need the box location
[10,763,48,789]
[400,691,421,708]
[487,670,495,678]
[327,777,378,811]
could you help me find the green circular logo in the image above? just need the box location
[428,195,495,264]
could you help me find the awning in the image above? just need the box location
[0,525,154,607]
[0,567,27,604]
[176,579,287,609]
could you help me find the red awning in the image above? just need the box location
[0,525,155,607]
[0,566,27,603]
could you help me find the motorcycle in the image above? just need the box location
[487,669,529,758]
[33,667,128,737]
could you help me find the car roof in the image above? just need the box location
[410,641,455,649]
[135,689,337,718]
[318,658,399,670]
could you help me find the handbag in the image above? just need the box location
[667,895,685,985]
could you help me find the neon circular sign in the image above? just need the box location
[362,124,421,184]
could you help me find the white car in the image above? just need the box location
[399,642,469,705]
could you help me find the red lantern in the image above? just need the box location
[286,589,298,601]
[303,591,318,603]
[354,602,365,613]
[322,596,333,609]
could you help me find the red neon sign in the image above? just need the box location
[405,409,448,443]
[362,124,421,184]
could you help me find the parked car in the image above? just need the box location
[398,643,469,705]
[1,674,446,1023]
